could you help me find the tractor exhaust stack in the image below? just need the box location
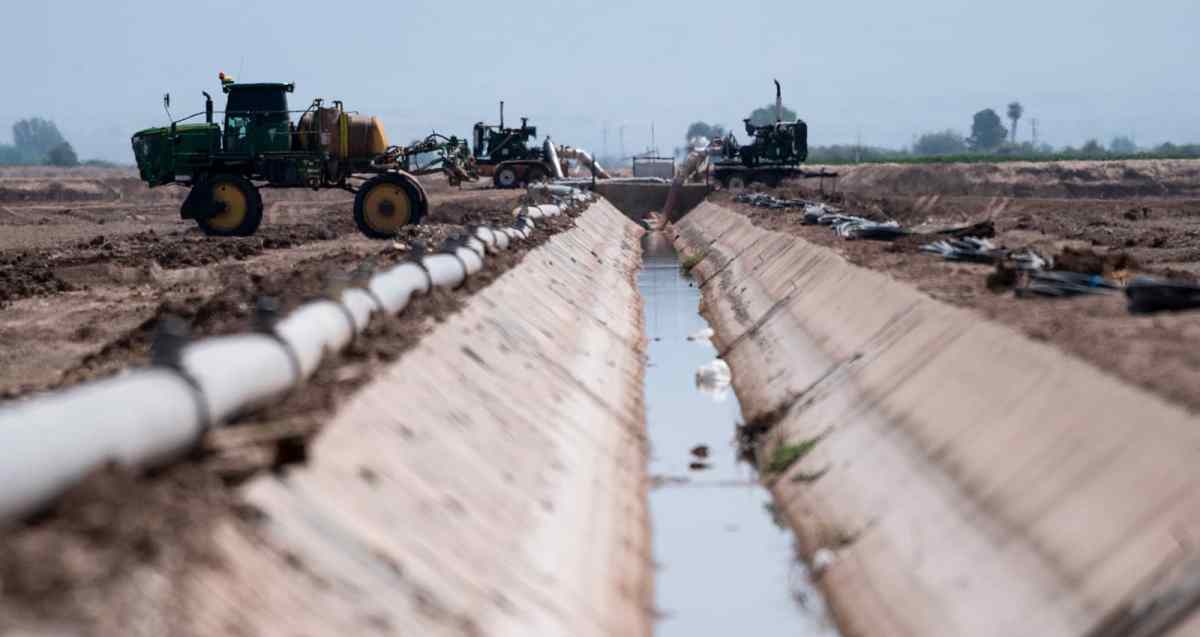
[774,79,783,123]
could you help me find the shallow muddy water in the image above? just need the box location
[638,232,837,636]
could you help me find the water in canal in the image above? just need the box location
[638,232,838,636]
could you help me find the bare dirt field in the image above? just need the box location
[0,167,523,398]
[717,158,1200,412]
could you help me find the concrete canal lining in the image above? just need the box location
[181,200,654,636]
[674,201,1200,637]
[595,182,709,222]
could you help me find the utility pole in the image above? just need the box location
[1032,118,1040,147]
[602,122,608,161]
[650,122,656,156]
[855,127,862,163]
[619,125,625,161]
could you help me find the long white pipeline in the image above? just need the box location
[0,192,589,523]
[0,370,203,519]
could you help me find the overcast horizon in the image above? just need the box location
[4,0,1198,163]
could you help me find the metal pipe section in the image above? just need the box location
[557,145,612,179]
[0,193,589,523]
[662,146,715,218]
[544,139,566,180]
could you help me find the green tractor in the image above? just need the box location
[471,101,561,188]
[131,74,475,238]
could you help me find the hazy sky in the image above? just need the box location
[4,0,1198,162]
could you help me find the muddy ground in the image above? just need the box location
[0,167,522,397]
[717,158,1200,413]
[0,167,579,632]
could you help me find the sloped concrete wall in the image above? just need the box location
[185,200,653,636]
[674,201,1200,637]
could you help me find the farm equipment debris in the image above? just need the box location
[1126,277,1200,313]
[920,237,1004,263]
[1016,270,1120,298]
[733,191,814,209]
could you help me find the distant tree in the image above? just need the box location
[0,144,20,165]
[1006,102,1024,144]
[913,129,967,156]
[1080,139,1105,156]
[12,118,66,163]
[1109,136,1137,154]
[46,141,78,167]
[968,109,1008,151]
[746,103,798,127]
[685,121,726,144]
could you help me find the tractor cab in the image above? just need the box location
[221,79,294,155]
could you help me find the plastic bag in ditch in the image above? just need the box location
[695,358,732,401]
[1126,277,1200,314]
[1016,270,1119,298]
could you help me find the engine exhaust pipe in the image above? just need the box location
[775,79,783,123]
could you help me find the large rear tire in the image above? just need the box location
[726,174,748,190]
[354,173,425,239]
[195,175,263,237]
[494,165,520,189]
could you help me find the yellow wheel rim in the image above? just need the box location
[208,182,248,231]
[363,183,412,234]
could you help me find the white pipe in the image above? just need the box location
[182,335,299,423]
[341,288,379,333]
[367,264,429,315]
[454,246,484,276]
[529,183,578,197]
[274,300,356,378]
[0,205,569,523]
[423,253,467,288]
[465,236,487,257]
[490,227,511,251]
[0,370,203,520]
[473,226,501,252]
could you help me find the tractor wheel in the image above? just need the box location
[196,175,263,237]
[760,173,782,188]
[494,165,520,189]
[525,166,548,185]
[354,173,425,239]
[726,174,748,190]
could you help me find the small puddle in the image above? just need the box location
[638,231,838,636]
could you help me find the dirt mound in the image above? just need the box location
[0,253,73,305]
[807,159,1200,199]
